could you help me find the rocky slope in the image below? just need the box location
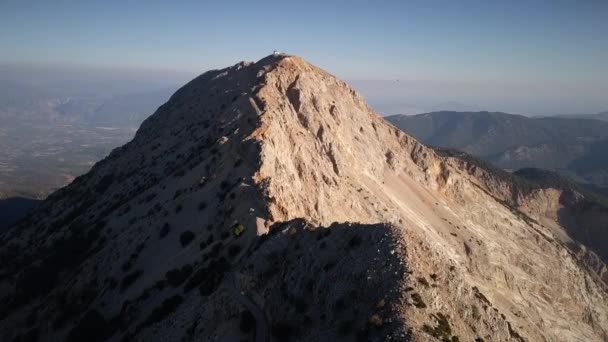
[1,55,607,342]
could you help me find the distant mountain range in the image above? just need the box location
[386,111,608,190]
[555,110,608,121]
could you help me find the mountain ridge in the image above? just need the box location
[1,55,607,341]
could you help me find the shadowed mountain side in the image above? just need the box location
[0,197,40,234]
[241,219,410,341]
[124,219,414,341]
[53,220,413,342]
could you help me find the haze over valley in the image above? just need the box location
[0,68,186,198]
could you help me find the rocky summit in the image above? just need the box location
[1,54,607,342]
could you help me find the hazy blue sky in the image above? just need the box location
[1,0,607,115]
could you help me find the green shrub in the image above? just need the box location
[209,242,223,258]
[183,259,227,295]
[143,295,183,326]
[180,231,195,247]
[233,223,245,236]
[411,293,427,308]
[199,269,224,296]
[422,313,452,340]
[165,264,193,287]
[199,235,215,250]
[417,277,430,287]
[159,223,170,238]
[121,270,142,291]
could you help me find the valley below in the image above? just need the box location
[0,118,136,199]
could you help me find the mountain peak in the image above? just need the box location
[1,56,608,342]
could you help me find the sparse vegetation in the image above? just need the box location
[159,223,170,238]
[184,259,227,294]
[417,277,430,287]
[121,270,142,291]
[233,223,245,236]
[143,295,183,326]
[411,292,427,308]
[12,224,101,305]
[165,264,193,287]
[180,230,195,247]
[422,312,452,340]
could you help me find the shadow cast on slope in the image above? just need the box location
[241,219,411,342]
[0,197,40,235]
[557,193,608,283]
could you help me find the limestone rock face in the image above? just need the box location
[1,54,607,342]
